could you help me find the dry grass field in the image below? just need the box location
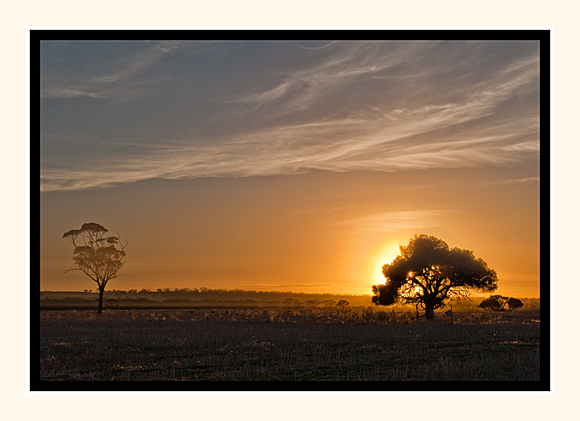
[38,307,541,384]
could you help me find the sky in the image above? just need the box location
[40,39,541,297]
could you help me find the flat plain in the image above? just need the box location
[39,308,541,382]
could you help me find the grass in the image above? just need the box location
[39,308,541,382]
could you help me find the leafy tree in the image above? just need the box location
[479,295,524,311]
[372,235,498,320]
[337,299,350,308]
[478,295,505,311]
[283,297,301,306]
[321,299,337,306]
[507,297,524,311]
[63,222,127,314]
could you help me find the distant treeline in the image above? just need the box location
[40,288,372,309]
[39,288,540,311]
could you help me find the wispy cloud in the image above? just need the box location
[505,176,540,184]
[477,176,540,189]
[299,41,338,50]
[40,41,540,192]
[40,97,538,192]
[41,41,191,101]
[223,42,419,114]
[333,210,453,233]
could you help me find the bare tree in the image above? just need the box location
[63,222,127,313]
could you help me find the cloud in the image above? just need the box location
[505,176,540,184]
[333,210,453,233]
[39,112,538,193]
[477,176,540,189]
[223,42,415,114]
[40,41,540,192]
[224,79,294,112]
[300,42,338,50]
[41,41,190,101]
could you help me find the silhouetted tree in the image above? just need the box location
[372,235,498,320]
[337,299,350,308]
[63,222,127,314]
[283,298,301,306]
[478,295,505,311]
[507,297,524,311]
[479,295,524,311]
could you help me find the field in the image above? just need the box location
[39,307,542,386]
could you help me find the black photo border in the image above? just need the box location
[32,28,551,393]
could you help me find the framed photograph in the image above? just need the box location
[34,28,550,393]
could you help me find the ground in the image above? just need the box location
[38,308,541,384]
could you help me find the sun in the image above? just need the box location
[369,241,401,284]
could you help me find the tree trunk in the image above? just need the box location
[97,284,105,314]
[425,304,434,320]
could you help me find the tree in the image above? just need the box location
[507,297,524,311]
[479,295,524,311]
[283,297,301,306]
[63,222,127,314]
[336,299,350,308]
[372,235,498,320]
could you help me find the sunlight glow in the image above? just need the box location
[40,41,541,299]
[370,241,402,284]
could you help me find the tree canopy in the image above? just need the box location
[372,235,498,319]
[479,295,524,311]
